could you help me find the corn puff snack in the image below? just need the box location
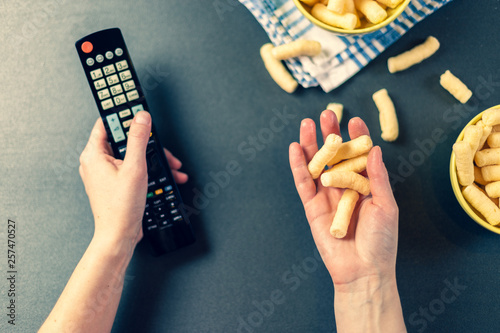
[308,133,343,179]
[387,36,440,73]
[260,43,298,94]
[462,185,500,226]
[325,153,368,173]
[474,148,500,167]
[440,70,472,104]
[462,125,483,154]
[482,107,500,127]
[326,103,344,124]
[327,135,373,166]
[311,3,358,30]
[330,189,359,238]
[271,40,322,60]
[373,88,399,142]
[354,0,387,24]
[321,170,371,195]
[453,141,474,186]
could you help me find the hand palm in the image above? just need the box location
[289,111,398,288]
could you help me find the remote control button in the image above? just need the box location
[96,54,104,63]
[156,212,167,220]
[97,89,110,100]
[170,209,179,215]
[168,201,177,209]
[90,68,103,80]
[106,74,120,86]
[116,60,129,71]
[122,80,136,92]
[166,194,176,201]
[101,98,114,110]
[82,41,93,53]
[119,70,132,81]
[114,94,127,106]
[106,113,126,142]
[155,188,163,195]
[146,224,158,232]
[118,146,127,159]
[93,78,107,90]
[105,51,113,60]
[131,104,144,115]
[110,84,123,96]
[119,109,131,118]
[164,185,173,191]
[86,58,95,66]
[147,192,154,198]
[155,205,166,213]
[103,64,116,76]
[122,119,132,128]
[148,180,157,188]
[172,215,183,222]
[159,220,171,228]
[153,198,163,205]
[115,48,123,56]
[145,217,155,225]
[126,90,139,101]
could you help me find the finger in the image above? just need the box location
[163,148,183,170]
[123,111,152,170]
[320,109,341,143]
[84,118,113,156]
[172,170,189,184]
[289,142,317,204]
[366,146,397,209]
[299,118,318,162]
[348,117,370,140]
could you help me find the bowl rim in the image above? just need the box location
[450,105,500,234]
[292,0,411,34]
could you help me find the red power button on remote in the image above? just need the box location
[81,41,93,53]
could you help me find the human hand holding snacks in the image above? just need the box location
[289,110,405,332]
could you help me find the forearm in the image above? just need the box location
[334,275,406,333]
[39,235,136,333]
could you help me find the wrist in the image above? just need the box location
[90,232,138,262]
[334,274,406,333]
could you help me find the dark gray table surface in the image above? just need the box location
[1,0,500,332]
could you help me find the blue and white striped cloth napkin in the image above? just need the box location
[239,0,453,92]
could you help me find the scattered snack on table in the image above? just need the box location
[474,183,500,206]
[272,40,322,60]
[321,170,371,195]
[482,107,500,127]
[311,3,358,30]
[330,189,359,238]
[440,70,472,104]
[308,133,343,179]
[376,0,404,8]
[387,36,439,73]
[485,181,500,199]
[327,103,344,123]
[326,153,368,173]
[487,132,500,148]
[453,141,474,186]
[462,185,500,226]
[462,125,483,154]
[327,135,373,166]
[260,43,298,94]
[327,0,347,13]
[354,0,387,24]
[474,166,488,186]
[477,120,492,150]
[372,88,399,142]
[474,148,500,167]
[481,165,500,182]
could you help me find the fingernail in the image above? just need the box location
[135,111,151,125]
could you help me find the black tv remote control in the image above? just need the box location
[75,28,195,255]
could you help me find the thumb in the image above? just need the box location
[123,111,152,169]
[366,146,396,209]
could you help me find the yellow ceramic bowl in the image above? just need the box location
[450,105,500,234]
[293,0,411,34]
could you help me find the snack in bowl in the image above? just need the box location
[294,0,410,34]
[450,105,500,233]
